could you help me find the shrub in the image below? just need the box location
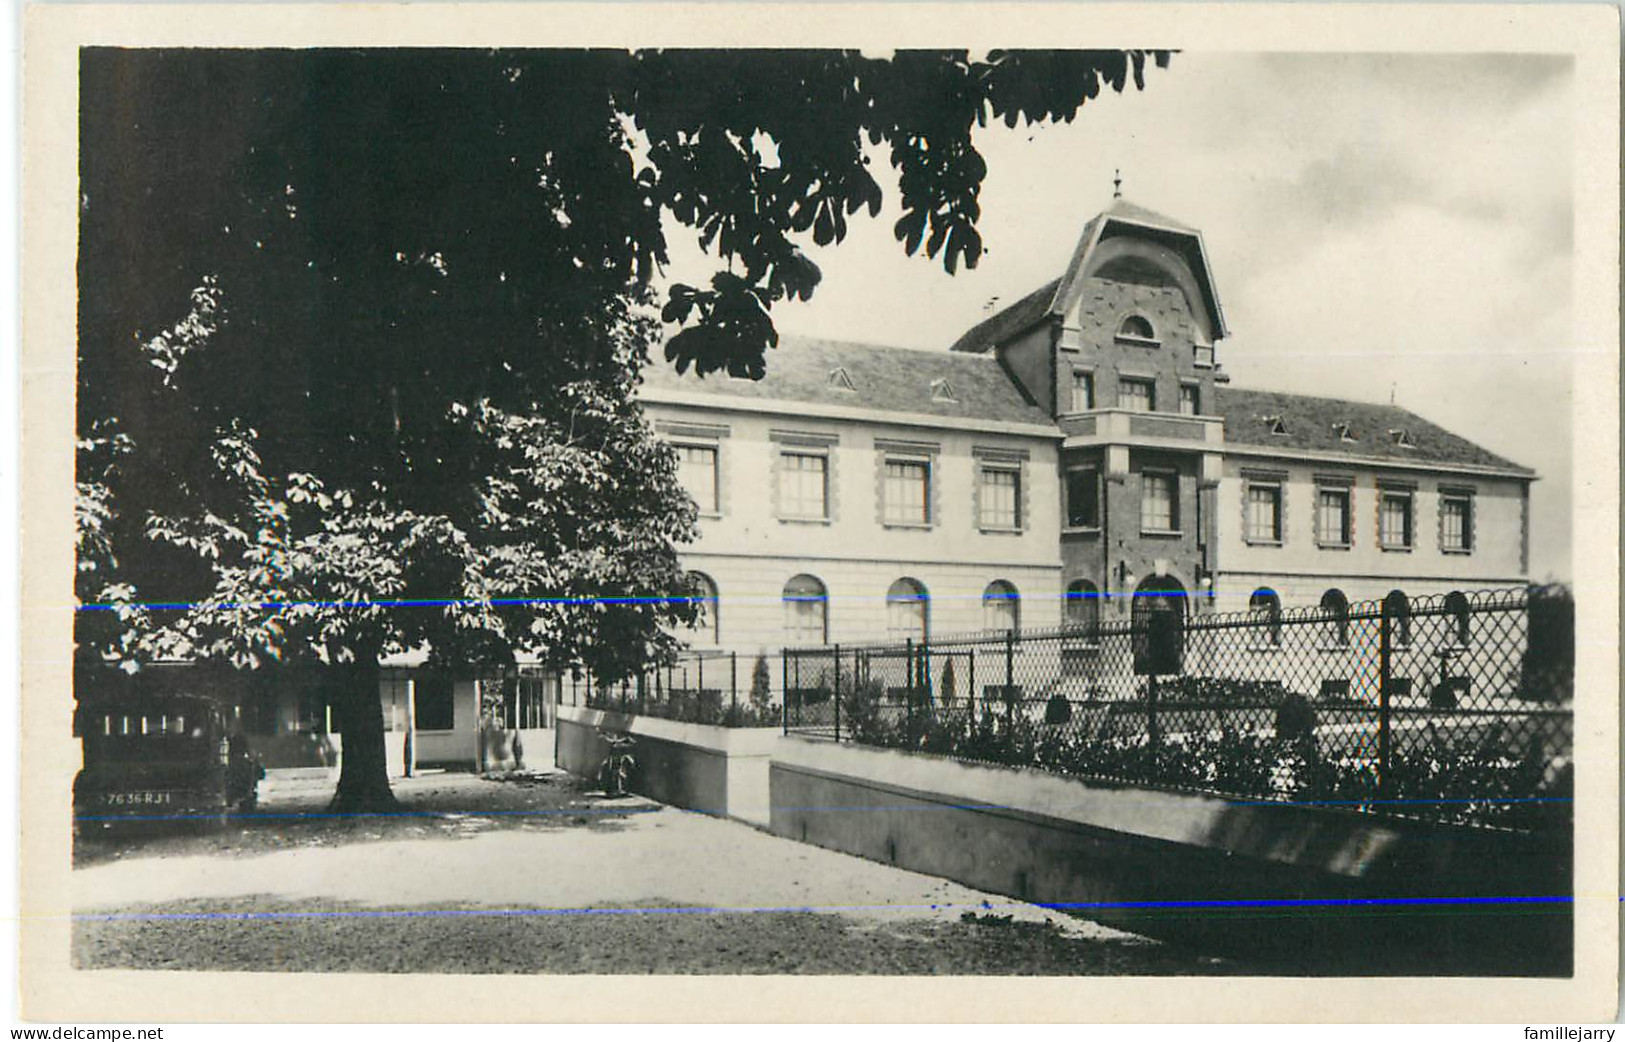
[1161,676,1288,706]
[748,654,772,713]
[1274,693,1317,743]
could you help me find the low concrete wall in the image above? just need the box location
[555,706,779,826]
[769,738,1572,975]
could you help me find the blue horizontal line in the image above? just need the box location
[76,804,661,824]
[76,794,1568,826]
[71,894,1574,924]
[74,587,1458,613]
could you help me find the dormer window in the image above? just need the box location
[1388,428,1415,448]
[828,366,856,392]
[930,378,958,404]
[1264,415,1289,436]
[1332,422,1357,443]
[1115,314,1159,346]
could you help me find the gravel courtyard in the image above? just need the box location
[73,768,1242,975]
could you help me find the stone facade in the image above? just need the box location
[647,195,1535,653]
[640,396,1065,655]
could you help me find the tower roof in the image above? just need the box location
[950,197,1225,353]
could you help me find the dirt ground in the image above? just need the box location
[73,768,1243,975]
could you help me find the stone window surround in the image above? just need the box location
[769,429,839,525]
[1438,484,1477,555]
[1377,478,1418,552]
[972,445,1030,535]
[655,420,730,520]
[1240,467,1287,547]
[1312,472,1355,550]
[873,437,942,530]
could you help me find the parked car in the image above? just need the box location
[73,690,262,833]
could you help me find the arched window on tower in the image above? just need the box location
[1117,314,1157,343]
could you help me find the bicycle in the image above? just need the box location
[597,730,638,798]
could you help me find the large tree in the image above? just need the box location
[77,48,1170,809]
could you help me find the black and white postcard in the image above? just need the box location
[17,1,1621,1024]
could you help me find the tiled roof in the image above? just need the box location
[1101,197,1197,233]
[946,277,1061,355]
[949,198,1221,355]
[1213,386,1534,475]
[641,334,1054,428]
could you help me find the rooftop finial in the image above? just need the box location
[1113,168,1122,198]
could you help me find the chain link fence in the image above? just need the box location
[782,587,1572,832]
[568,649,782,727]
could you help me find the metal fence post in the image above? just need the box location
[1004,631,1015,729]
[1378,607,1393,799]
[968,649,977,728]
[905,638,914,734]
[1147,673,1161,754]
[833,643,842,742]
[731,652,738,717]
[781,652,789,735]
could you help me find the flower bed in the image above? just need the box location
[834,677,1571,832]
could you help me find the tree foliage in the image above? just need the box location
[76,48,1169,804]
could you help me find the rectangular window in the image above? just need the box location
[979,467,1021,530]
[1441,493,1473,552]
[778,452,828,519]
[1316,488,1351,547]
[1179,384,1199,416]
[414,675,456,731]
[1065,467,1100,529]
[1070,370,1095,413]
[1140,471,1177,533]
[675,444,719,514]
[882,459,931,525]
[1380,490,1414,549]
[1119,378,1155,413]
[1245,484,1283,543]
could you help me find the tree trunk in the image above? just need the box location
[328,657,401,813]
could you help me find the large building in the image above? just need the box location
[642,196,1535,657]
[122,196,1533,778]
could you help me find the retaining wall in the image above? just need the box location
[554,705,779,826]
[769,737,1572,975]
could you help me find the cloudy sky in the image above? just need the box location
[659,52,1576,581]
